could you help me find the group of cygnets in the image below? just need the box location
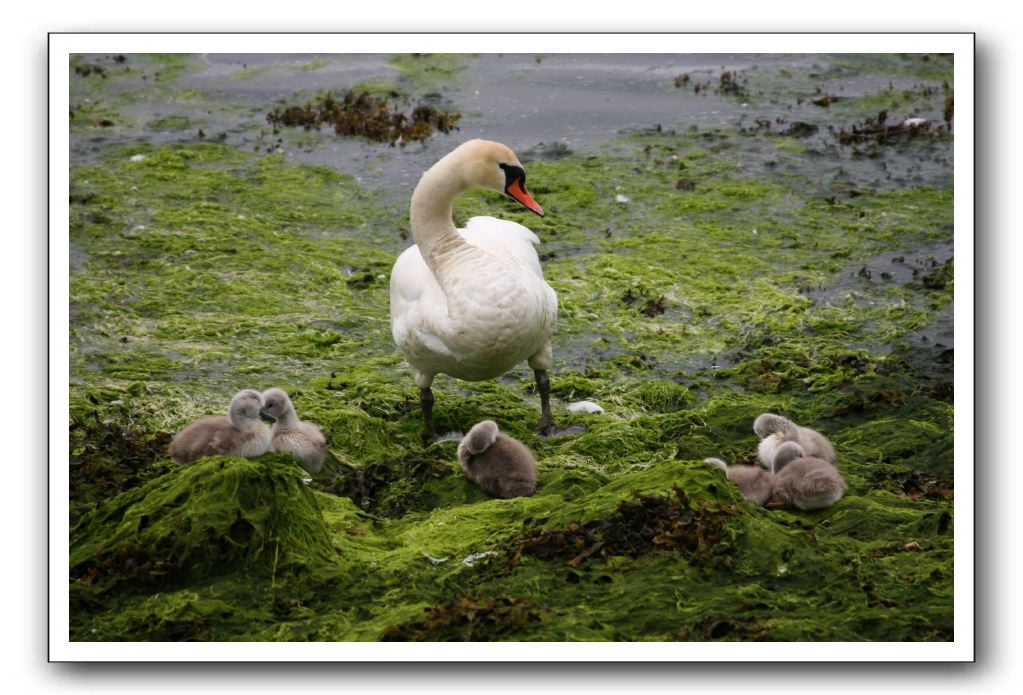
[706,413,846,511]
[168,388,328,475]
[169,393,538,499]
[170,396,843,511]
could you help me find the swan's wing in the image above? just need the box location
[389,218,556,373]
[462,216,545,279]
[389,244,432,310]
[389,245,456,360]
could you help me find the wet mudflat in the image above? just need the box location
[69,52,954,641]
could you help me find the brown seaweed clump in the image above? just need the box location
[70,414,173,510]
[621,288,667,318]
[381,595,545,641]
[511,484,735,568]
[717,70,748,97]
[74,63,108,78]
[836,110,949,145]
[676,616,774,641]
[321,453,452,517]
[870,469,953,501]
[266,90,460,146]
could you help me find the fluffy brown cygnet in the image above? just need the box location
[168,389,272,463]
[457,420,538,499]
[705,457,775,506]
[754,412,836,471]
[770,441,846,511]
[260,388,327,475]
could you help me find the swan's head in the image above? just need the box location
[259,387,295,424]
[229,390,266,426]
[455,139,545,217]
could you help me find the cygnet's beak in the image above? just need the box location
[259,408,277,424]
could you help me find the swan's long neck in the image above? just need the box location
[409,155,478,286]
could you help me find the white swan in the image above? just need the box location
[389,139,557,436]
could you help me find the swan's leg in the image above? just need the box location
[528,343,555,435]
[420,387,437,438]
[533,369,555,435]
[414,370,438,438]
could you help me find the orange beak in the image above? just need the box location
[506,178,545,217]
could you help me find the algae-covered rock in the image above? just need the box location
[70,456,334,600]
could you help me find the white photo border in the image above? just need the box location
[50,32,974,662]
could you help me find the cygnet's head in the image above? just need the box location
[451,140,544,217]
[753,413,798,439]
[259,387,294,423]
[772,441,806,473]
[755,413,801,470]
[229,390,265,425]
[463,420,500,455]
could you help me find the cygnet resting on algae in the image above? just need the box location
[704,457,775,506]
[754,412,836,471]
[168,390,272,463]
[457,420,538,499]
[770,441,847,511]
[260,387,328,475]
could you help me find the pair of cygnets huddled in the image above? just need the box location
[168,388,326,475]
[706,413,846,511]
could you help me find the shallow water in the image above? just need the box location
[72,53,953,201]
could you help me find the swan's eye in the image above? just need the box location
[498,162,526,192]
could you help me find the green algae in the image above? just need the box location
[68,61,954,641]
[70,54,208,137]
[827,53,955,83]
[232,59,327,82]
[722,54,953,118]
[832,85,951,120]
[387,53,475,92]
[70,457,333,587]
[145,115,195,132]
